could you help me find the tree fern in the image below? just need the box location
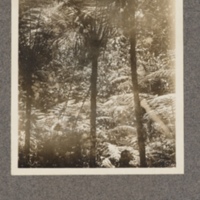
[138,69,175,95]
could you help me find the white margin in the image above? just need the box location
[11,0,184,175]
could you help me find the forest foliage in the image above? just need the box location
[18,0,176,168]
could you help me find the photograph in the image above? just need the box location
[11,0,183,175]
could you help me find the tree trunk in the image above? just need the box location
[24,70,33,167]
[130,35,147,167]
[129,1,147,167]
[90,52,98,168]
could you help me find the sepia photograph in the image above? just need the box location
[11,0,183,175]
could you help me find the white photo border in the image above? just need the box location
[11,0,184,175]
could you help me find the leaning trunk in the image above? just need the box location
[129,1,147,167]
[90,52,98,168]
[130,36,147,167]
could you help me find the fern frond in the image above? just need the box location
[138,69,175,94]
[108,125,137,136]
[148,93,175,117]
[110,75,129,85]
[144,69,175,82]
[104,94,133,107]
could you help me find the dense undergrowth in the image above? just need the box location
[18,0,176,168]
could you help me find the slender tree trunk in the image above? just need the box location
[90,52,98,168]
[130,35,147,167]
[24,70,33,167]
[129,0,147,167]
